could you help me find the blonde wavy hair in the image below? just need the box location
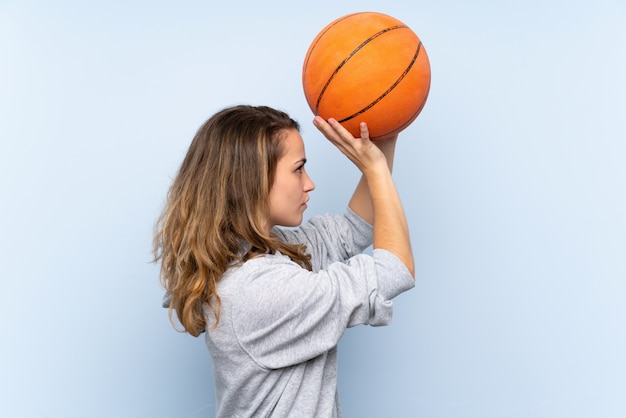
[153,105,312,337]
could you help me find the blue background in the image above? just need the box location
[1,1,625,417]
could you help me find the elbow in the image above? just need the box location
[406,261,415,280]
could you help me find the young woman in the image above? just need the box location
[154,105,415,417]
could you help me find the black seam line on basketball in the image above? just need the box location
[374,83,430,139]
[303,13,363,74]
[338,41,423,124]
[314,25,408,113]
[375,77,431,138]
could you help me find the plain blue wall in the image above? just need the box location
[1,0,625,417]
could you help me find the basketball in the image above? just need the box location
[302,12,431,140]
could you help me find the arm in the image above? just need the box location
[348,136,397,225]
[313,117,415,278]
[272,209,373,271]
[230,250,413,368]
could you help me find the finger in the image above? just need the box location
[328,118,358,140]
[312,116,335,137]
[313,116,339,136]
[314,117,353,146]
[313,117,346,150]
[359,122,370,141]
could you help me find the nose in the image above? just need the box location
[304,171,315,192]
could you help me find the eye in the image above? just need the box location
[294,158,307,174]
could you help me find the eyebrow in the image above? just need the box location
[293,158,307,166]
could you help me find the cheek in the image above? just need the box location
[270,171,303,205]
[269,177,294,204]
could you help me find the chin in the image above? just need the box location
[287,217,303,228]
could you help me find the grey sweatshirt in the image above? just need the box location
[203,208,414,417]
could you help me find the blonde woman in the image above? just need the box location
[154,105,414,417]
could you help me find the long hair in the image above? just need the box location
[153,105,312,336]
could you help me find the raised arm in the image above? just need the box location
[313,117,414,278]
[347,135,397,225]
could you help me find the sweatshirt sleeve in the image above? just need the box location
[228,248,414,369]
[272,208,373,271]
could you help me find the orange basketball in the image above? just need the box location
[302,12,431,140]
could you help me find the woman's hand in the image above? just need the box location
[312,116,387,176]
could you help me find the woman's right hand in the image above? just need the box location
[312,116,387,176]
